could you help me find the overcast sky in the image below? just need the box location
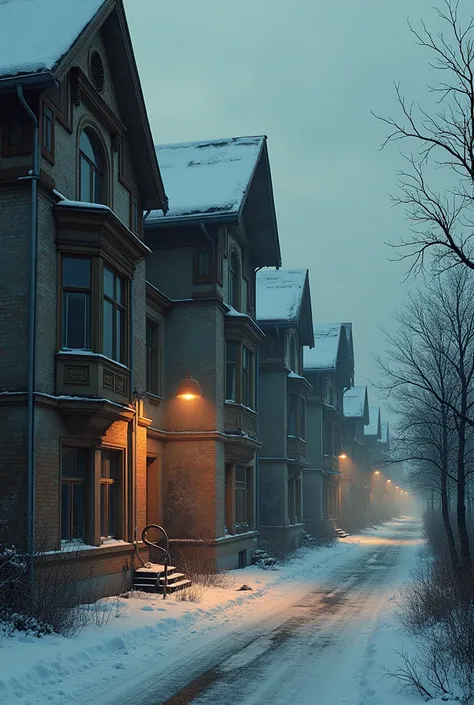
[124,0,446,418]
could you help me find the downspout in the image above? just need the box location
[17,85,39,593]
[132,209,152,565]
[254,266,264,532]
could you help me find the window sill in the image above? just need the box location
[146,392,162,407]
[55,350,131,403]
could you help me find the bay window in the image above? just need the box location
[62,257,91,349]
[288,394,298,436]
[103,266,126,364]
[226,340,238,401]
[242,347,254,408]
[288,393,306,440]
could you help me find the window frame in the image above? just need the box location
[242,346,254,409]
[225,340,238,402]
[130,193,141,235]
[193,247,214,284]
[146,317,161,396]
[103,265,128,365]
[60,446,89,543]
[228,250,240,311]
[100,450,122,540]
[61,256,92,351]
[78,126,107,205]
[59,255,130,368]
[235,465,253,531]
[40,99,55,163]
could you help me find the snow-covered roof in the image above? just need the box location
[303,324,343,370]
[365,407,381,437]
[343,386,367,419]
[256,269,308,324]
[148,137,264,223]
[0,0,105,79]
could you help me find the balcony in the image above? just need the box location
[224,401,257,437]
[287,435,307,461]
[322,454,340,472]
[56,351,130,404]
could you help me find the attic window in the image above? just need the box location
[90,51,105,94]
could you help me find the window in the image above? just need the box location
[62,257,91,349]
[326,379,335,407]
[41,104,54,159]
[8,121,23,148]
[103,266,127,364]
[61,447,88,542]
[288,394,298,436]
[130,195,140,234]
[226,340,238,401]
[299,397,306,440]
[229,251,240,310]
[146,318,160,395]
[79,130,104,203]
[235,465,252,528]
[100,451,119,538]
[242,347,254,408]
[324,423,334,456]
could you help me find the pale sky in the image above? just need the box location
[124,0,445,417]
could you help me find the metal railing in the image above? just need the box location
[141,524,171,599]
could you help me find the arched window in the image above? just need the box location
[79,130,104,204]
[229,251,240,310]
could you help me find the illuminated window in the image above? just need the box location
[100,451,120,539]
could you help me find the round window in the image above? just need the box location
[90,51,105,94]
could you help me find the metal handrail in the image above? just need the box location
[142,524,171,599]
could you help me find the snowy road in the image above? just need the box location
[102,518,422,705]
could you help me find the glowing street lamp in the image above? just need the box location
[176,371,201,400]
[338,453,348,460]
[373,470,380,475]
[386,479,392,484]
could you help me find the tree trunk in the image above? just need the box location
[441,412,458,567]
[456,416,471,568]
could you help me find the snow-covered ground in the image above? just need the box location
[0,518,449,705]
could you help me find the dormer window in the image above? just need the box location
[79,129,104,204]
[229,251,240,310]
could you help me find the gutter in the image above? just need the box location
[0,71,55,93]
[16,84,40,593]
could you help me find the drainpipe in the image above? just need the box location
[255,345,260,531]
[200,222,216,258]
[17,85,39,593]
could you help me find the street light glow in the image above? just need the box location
[374,470,380,475]
[338,453,348,460]
[386,479,391,483]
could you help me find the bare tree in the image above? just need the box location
[380,268,474,568]
[375,0,474,275]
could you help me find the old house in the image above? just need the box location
[256,269,314,551]
[0,0,168,594]
[143,136,282,569]
[341,385,370,530]
[302,323,354,536]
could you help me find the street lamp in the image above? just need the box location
[338,453,348,460]
[374,470,380,475]
[176,371,201,400]
[386,479,392,484]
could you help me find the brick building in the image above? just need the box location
[256,269,314,551]
[142,136,282,570]
[0,0,168,594]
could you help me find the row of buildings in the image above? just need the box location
[0,0,398,596]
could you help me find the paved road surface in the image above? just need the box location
[103,518,421,705]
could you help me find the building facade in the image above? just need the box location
[0,0,168,594]
[142,136,282,570]
[341,385,371,530]
[256,269,314,552]
[302,324,354,536]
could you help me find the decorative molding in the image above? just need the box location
[64,365,89,385]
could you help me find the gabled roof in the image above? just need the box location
[0,0,106,79]
[146,136,282,268]
[343,386,369,423]
[364,407,381,438]
[303,323,349,371]
[256,269,314,347]
[0,0,167,212]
